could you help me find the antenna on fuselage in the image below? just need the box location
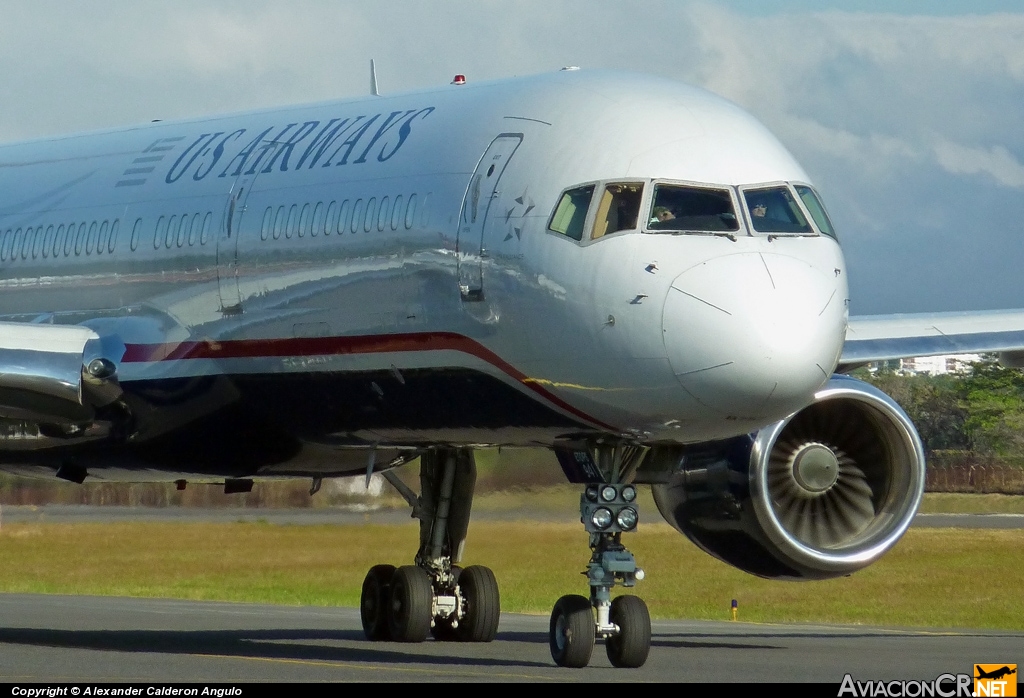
[370,59,379,96]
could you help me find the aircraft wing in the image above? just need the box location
[840,309,1024,371]
[0,321,124,426]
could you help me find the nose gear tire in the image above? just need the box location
[605,595,651,668]
[550,594,596,668]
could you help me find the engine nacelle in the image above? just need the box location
[644,375,925,580]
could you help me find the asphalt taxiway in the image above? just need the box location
[0,506,1019,682]
[0,594,1019,683]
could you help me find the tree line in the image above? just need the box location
[862,356,1024,468]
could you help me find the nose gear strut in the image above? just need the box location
[549,445,652,668]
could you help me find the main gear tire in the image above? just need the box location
[388,565,433,643]
[360,564,395,641]
[455,565,500,643]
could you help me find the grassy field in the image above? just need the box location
[0,519,1020,631]
[918,492,1024,514]
[472,488,1024,516]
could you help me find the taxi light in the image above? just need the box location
[585,485,600,502]
[600,485,617,502]
[622,485,637,502]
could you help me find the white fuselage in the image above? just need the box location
[0,70,847,474]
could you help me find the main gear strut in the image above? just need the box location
[359,448,500,643]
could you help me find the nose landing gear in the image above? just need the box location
[549,482,652,668]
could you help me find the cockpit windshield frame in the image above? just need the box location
[590,181,647,242]
[738,181,818,237]
[643,180,745,238]
[792,183,838,240]
[547,182,598,242]
[548,179,649,246]
[547,178,838,245]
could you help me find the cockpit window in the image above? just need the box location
[794,185,837,240]
[647,185,739,233]
[743,186,812,234]
[549,185,595,241]
[592,182,643,240]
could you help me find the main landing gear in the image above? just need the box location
[359,449,500,643]
[549,446,652,668]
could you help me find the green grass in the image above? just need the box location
[1,520,1021,630]
[470,488,1024,517]
[918,492,1024,514]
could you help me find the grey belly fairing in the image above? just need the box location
[0,366,592,480]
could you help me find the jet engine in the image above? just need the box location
[644,375,925,580]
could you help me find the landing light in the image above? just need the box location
[617,507,638,531]
[591,508,613,530]
[581,484,641,533]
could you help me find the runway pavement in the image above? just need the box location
[0,594,1020,683]
[0,508,1020,683]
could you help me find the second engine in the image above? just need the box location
[641,375,925,580]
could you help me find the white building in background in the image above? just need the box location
[898,354,983,376]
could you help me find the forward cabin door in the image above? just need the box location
[218,142,278,315]
[457,134,522,301]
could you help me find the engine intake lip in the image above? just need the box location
[749,375,926,575]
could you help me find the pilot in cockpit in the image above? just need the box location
[651,206,676,226]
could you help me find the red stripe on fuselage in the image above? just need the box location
[121,332,617,431]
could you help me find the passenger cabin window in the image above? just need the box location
[794,185,837,240]
[549,185,595,241]
[743,186,812,234]
[592,183,643,240]
[648,185,739,233]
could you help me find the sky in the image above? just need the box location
[0,1,1021,315]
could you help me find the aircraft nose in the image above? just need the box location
[662,252,845,420]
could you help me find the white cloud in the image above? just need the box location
[0,1,1022,312]
[679,5,1024,158]
[933,141,1024,189]
[773,115,919,169]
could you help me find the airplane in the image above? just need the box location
[1,67,1022,669]
[976,666,1017,681]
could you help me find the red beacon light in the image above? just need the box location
[451,74,466,85]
